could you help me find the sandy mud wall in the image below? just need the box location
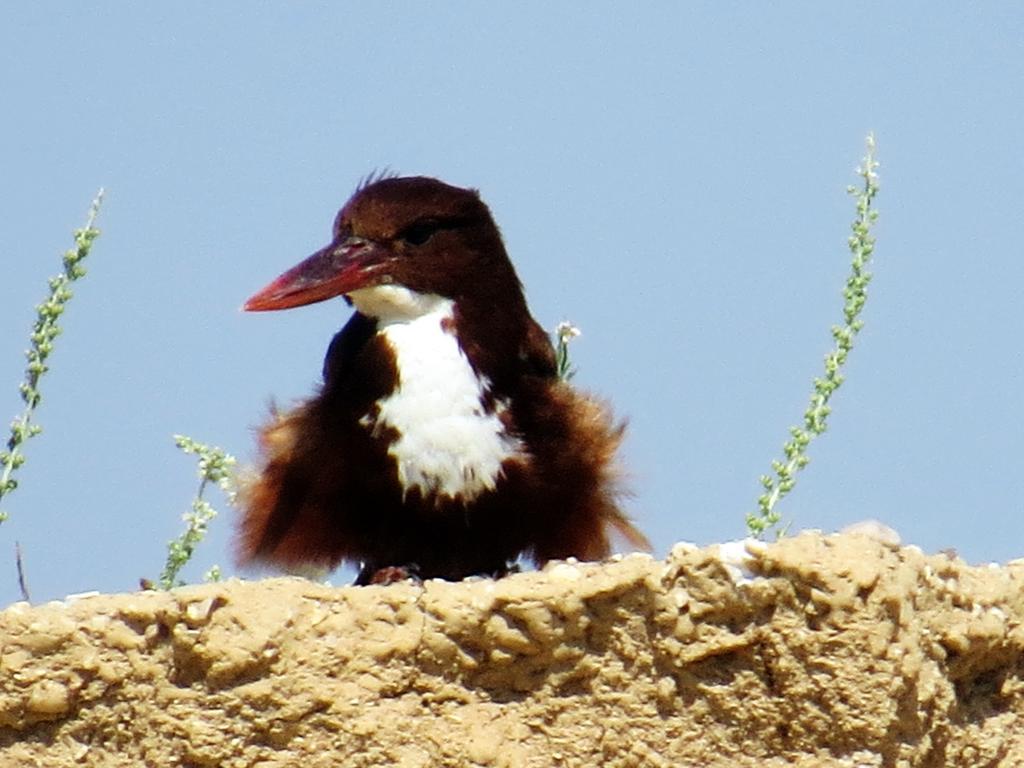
[1,532,1023,767]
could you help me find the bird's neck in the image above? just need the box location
[348,285,449,325]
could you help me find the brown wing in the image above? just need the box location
[235,312,392,570]
[498,317,649,564]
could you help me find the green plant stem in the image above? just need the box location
[158,435,236,589]
[0,190,104,522]
[554,321,580,381]
[747,135,880,538]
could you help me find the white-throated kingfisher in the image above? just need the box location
[239,176,648,584]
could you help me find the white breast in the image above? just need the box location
[350,285,524,503]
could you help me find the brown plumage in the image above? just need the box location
[238,176,647,584]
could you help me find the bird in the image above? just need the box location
[238,175,648,585]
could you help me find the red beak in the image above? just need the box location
[244,237,388,312]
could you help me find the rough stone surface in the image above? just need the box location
[2,532,1023,766]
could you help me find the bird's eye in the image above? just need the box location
[398,219,442,246]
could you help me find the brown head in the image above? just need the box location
[244,176,527,316]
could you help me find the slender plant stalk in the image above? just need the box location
[555,321,581,381]
[747,135,881,538]
[156,435,236,589]
[15,541,30,602]
[0,190,105,523]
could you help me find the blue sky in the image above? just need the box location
[2,4,1022,603]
